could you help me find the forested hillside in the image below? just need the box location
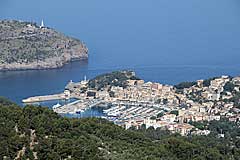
[88,70,140,90]
[0,97,240,160]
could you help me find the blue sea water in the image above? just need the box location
[0,0,240,106]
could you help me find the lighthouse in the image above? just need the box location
[40,19,45,28]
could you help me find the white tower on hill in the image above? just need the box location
[81,75,88,85]
[40,19,45,28]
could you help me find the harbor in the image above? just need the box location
[53,99,104,114]
[20,70,240,137]
[21,72,176,126]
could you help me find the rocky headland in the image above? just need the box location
[0,20,88,71]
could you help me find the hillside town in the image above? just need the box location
[24,71,240,136]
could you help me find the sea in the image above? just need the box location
[0,0,240,116]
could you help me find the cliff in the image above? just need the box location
[0,20,88,71]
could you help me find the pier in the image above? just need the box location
[22,93,67,103]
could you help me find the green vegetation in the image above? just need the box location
[157,112,164,118]
[190,118,240,139]
[170,110,179,116]
[162,98,168,105]
[203,77,218,87]
[150,116,157,120]
[174,81,197,89]
[1,97,240,159]
[109,91,115,97]
[189,121,208,130]
[224,82,235,92]
[229,92,240,108]
[88,70,140,90]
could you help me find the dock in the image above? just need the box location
[22,93,67,103]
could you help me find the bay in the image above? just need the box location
[0,0,240,105]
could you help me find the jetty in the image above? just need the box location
[22,93,67,103]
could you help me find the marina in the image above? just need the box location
[53,99,104,114]
[21,74,176,125]
[20,71,240,137]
